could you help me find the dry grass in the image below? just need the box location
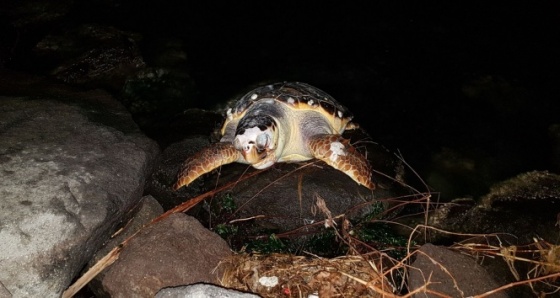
[453,237,560,297]
[218,253,395,298]
[213,227,560,297]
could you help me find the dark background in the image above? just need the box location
[2,1,559,199]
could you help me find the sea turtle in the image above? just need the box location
[173,82,375,190]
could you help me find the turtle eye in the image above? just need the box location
[256,133,270,152]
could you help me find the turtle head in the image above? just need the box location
[234,115,279,169]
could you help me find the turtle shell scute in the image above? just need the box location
[226,82,353,120]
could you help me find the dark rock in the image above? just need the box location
[0,73,159,297]
[145,136,213,210]
[426,171,560,244]
[162,125,405,243]
[6,0,73,28]
[144,108,223,148]
[409,244,508,298]
[144,37,189,68]
[480,170,560,209]
[155,283,260,298]
[209,145,394,233]
[549,123,560,170]
[426,147,500,200]
[88,195,164,297]
[34,23,145,89]
[120,67,196,129]
[99,213,232,297]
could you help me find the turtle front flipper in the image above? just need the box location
[308,134,375,189]
[173,143,242,190]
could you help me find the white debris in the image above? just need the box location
[226,108,233,120]
[324,218,337,228]
[308,293,319,298]
[258,276,279,287]
[307,99,315,106]
[251,93,258,100]
[287,97,295,104]
[329,141,346,162]
[337,110,343,118]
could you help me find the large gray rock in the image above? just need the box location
[155,284,260,298]
[0,91,159,297]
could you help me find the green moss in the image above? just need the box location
[360,200,387,222]
[220,193,237,213]
[210,193,408,259]
[246,234,288,254]
[214,223,239,239]
[353,222,412,260]
[303,229,347,257]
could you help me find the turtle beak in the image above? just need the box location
[241,146,267,164]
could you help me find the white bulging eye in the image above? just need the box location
[256,133,270,151]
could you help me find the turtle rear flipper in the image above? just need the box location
[173,143,242,190]
[308,134,375,190]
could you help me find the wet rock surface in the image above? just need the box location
[98,213,232,297]
[145,134,214,210]
[409,244,509,298]
[196,142,397,233]
[480,171,560,208]
[0,72,159,297]
[425,171,560,244]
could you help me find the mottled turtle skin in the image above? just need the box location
[173,82,375,190]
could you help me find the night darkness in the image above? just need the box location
[2,1,560,199]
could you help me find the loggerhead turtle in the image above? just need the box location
[173,82,375,190]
